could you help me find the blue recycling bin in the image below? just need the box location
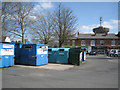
[18,44,48,66]
[56,48,70,64]
[82,51,86,61]
[0,42,15,68]
[15,43,23,64]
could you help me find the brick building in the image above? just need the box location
[64,26,119,54]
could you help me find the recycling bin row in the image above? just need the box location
[0,42,15,68]
[48,48,86,66]
[15,44,48,66]
[0,42,86,68]
[48,48,70,64]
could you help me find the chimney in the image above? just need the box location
[105,32,108,36]
[94,31,96,36]
[77,32,80,36]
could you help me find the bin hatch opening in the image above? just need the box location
[59,49,64,51]
[48,49,52,51]
[25,46,32,49]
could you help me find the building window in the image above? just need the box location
[111,40,115,46]
[119,40,120,46]
[81,40,86,46]
[91,40,95,46]
[72,40,75,46]
[106,40,109,45]
[100,40,104,45]
[68,40,70,46]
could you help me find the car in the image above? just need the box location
[118,49,120,57]
[109,49,116,57]
[89,50,97,55]
[113,49,120,57]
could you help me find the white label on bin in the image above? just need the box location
[37,48,48,54]
[45,46,48,49]
[3,44,14,48]
[41,46,46,49]
[1,49,14,55]
[37,48,43,54]
[42,51,47,54]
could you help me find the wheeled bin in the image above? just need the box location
[17,44,48,66]
[69,48,82,66]
[48,48,59,63]
[56,48,70,64]
[48,48,70,64]
[0,42,15,68]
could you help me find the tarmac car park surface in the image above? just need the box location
[2,55,118,88]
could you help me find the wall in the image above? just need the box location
[65,38,119,47]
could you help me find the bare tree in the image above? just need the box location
[2,2,17,40]
[31,12,54,44]
[2,2,35,43]
[53,3,77,47]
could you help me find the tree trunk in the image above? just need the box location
[21,17,25,44]
[22,32,25,44]
[59,40,62,48]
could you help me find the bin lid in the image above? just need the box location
[0,41,15,45]
[51,48,59,51]
[59,48,70,51]
[69,48,82,52]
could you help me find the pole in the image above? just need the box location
[100,17,102,26]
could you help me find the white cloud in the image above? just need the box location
[32,4,42,14]
[41,2,53,9]
[33,2,53,12]
[32,3,53,14]
[77,20,118,34]
[28,15,37,20]
[33,5,41,11]
[102,20,118,29]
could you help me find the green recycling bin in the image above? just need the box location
[69,48,82,66]
[56,48,70,64]
[48,48,59,63]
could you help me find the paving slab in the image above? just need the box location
[15,63,75,71]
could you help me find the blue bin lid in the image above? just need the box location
[37,44,48,46]
[23,44,48,46]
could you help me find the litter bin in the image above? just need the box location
[69,48,82,66]
[48,48,59,63]
[56,48,70,64]
[19,44,48,66]
[0,42,15,68]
